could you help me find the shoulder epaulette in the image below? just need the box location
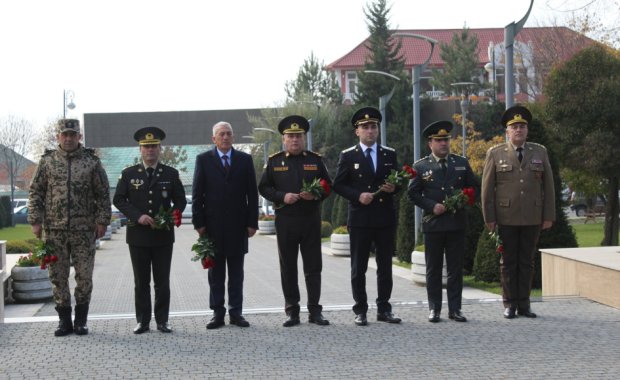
[487,143,507,153]
[413,156,429,165]
[380,145,395,152]
[42,149,55,157]
[268,151,284,159]
[527,142,547,150]
[449,153,466,159]
[342,146,357,153]
[305,150,321,157]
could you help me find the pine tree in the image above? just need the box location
[284,52,343,105]
[431,27,482,95]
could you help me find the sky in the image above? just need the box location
[0,0,614,131]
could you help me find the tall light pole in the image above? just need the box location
[253,127,283,151]
[393,32,437,246]
[504,0,533,108]
[364,70,401,146]
[63,90,76,118]
[451,82,476,157]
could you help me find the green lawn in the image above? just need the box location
[0,224,34,241]
[571,221,605,247]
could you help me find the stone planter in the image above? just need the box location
[258,220,276,235]
[101,225,112,240]
[330,233,350,256]
[10,266,53,303]
[111,219,121,232]
[411,250,447,286]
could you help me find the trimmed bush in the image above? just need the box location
[321,193,335,225]
[472,230,500,283]
[320,221,333,238]
[331,195,348,228]
[6,239,37,254]
[0,195,11,228]
[332,225,348,234]
[396,193,416,263]
[464,204,484,275]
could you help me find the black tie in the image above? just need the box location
[439,158,447,175]
[146,167,154,179]
[365,148,375,174]
[222,155,230,172]
[517,147,523,163]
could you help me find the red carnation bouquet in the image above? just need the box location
[423,187,476,223]
[489,228,504,255]
[301,178,331,198]
[373,164,417,196]
[152,206,182,230]
[191,236,217,269]
[32,240,58,270]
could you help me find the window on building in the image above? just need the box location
[345,72,358,100]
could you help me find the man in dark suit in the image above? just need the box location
[258,115,332,327]
[113,127,187,334]
[332,106,402,326]
[408,121,479,323]
[192,121,259,330]
[482,105,555,319]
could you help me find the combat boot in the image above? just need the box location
[54,305,73,337]
[74,303,89,335]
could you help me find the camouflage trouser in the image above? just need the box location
[45,229,97,306]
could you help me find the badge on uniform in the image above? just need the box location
[131,179,144,189]
[162,190,168,198]
[422,170,432,181]
[354,163,360,170]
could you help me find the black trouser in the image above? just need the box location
[275,211,322,316]
[424,230,465,313]
[498,225,541,310]
[208,253,245,319]
[128,244,173,324]
[349,226,395,315]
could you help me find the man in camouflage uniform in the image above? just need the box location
[28,119,111,337]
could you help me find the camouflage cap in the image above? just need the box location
[57,119,80,134]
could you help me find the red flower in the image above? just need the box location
[40,264,47,270]
[462,187,476,206]
[50,255,58,263]
[319,178,331,196]
[173,209,182,227]
[496,245,504,254]
[403,164,417,177]
[201,257,215,269]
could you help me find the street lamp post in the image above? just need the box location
[253,127,283,151]
[63,90,76,118]
[451,82,476,158]
[392,32,437,246]
[504,0,533,108]
[364,70,400,147]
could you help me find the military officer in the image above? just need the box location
[113,127,186,334]
[332,106,402,326]
[481,105,555,319]
[408,121,479,323]
[28,119,111,337]
[258,115,332,327]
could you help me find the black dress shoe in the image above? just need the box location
[308,313,330,326]
[448,310,467,322]
[230,316,250,327]
[282,315,300,327]
[517,308,537,318]
[428,310,440,323]
[377,311,402,324]
[354,313,367,326]
[133,323,150,334]
[503,308,516,319]
[206,318,225,330]
[156,323,172,333]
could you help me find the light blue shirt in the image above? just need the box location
[360,142,377,169]
[217,149,232,168]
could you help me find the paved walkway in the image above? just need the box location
[2,225,620,379]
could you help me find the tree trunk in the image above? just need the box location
[603,176,619,246]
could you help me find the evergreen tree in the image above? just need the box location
[284,52,343,105]
[396,192,416,263]
[431,27,482,95]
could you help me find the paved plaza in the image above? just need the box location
[1,225,619,379]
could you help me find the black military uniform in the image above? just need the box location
[113,127,186,333]
[408,121,479,322]
[332,107,402,326]
[258,115,331,327]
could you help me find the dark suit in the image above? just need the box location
[408,153,478,313]
[481,142,555,310]
[332,144,399,315]
[113,163,186,325]
[258,150,331,317]
[192,148,258,319]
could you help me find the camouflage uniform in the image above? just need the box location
[28,144,111,306]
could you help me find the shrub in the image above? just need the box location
[320,221,333,238]
[6,239,37,253]
[396,193,416,263]
[331,195,348,228]
[332,225,348,234]
[464,204,485,275]
[472,230,500,283]
[320,193,335,224]
[0,195,11,228]
[258,214,275,221]
[16,253,41,267]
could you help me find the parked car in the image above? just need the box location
[12,205,29,224]
[12,198,28,213]
[111,205,128,226]
[570,194,606,217]
[182,196,192,219]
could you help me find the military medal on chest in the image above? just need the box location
[130,178,144,189]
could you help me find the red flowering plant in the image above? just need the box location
[423,187,476,223]
[152,206,182,230]
[489,228,504,255]
[32,240,58,270]
[191,236,217,269]
[373,164,417,196]
[301,178,331,199]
